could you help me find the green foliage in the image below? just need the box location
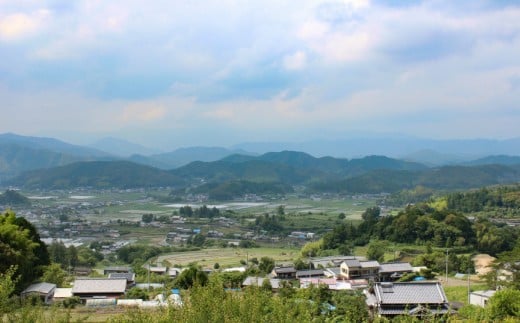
[254,213,284,233]
[258,257,275,274]
[117,244,169,264]
[125,287,150,300]
[487,289,520,320]
[179,205,220,218]
[0,210,49,292]
[174,265,208,289]
[0,190,31,206]
[41,263,67,287]
[0,266,18,314]
[366,240,386,262]
[141,213,154,223]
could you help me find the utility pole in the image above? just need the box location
[147,262,151,292]
[445,249,449,286]
[467,267,471,304]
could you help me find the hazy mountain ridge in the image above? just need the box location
[7,150,520,193]
[10,161,185,189]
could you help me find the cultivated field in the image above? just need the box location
[157,247,300,268]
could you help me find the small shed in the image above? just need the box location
[470,290,496,307]
[21,282,56,304]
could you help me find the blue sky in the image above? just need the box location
[0,0,519,150]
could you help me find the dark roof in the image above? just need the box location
[274,267,296,274]
[379,262,413,273]
[296,269,325,278]
[108,273,136,281]
[373,282,448,305]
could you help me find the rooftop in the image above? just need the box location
[72,278,127,294]
[22,282,56,295]
[379,262,413,273]
[372,282,448,305]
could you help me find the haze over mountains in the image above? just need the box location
[1,133,520,195]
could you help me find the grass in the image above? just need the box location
[157,247,300,268]
[444,283,487,305]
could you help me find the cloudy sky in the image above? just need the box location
[1,0,519,149]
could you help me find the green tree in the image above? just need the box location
[258,257,275,274]
[366,240,386,262]
[141,213,154,223]
[41,263,67,287]
[174,265,209,289]
[0,266,17,314]
[0,210,49,291]
[487,289,520,320]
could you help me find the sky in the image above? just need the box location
[0,0,519,150]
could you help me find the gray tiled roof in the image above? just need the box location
[373,282,448,305]
[296,269,325,278]
[360,261,380,268]
[379,262,413,273]
[108,273,136,281]
[72,278,127,294]
[22,282,56,295]
[343,259,361,268]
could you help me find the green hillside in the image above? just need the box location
[9,161,185,189]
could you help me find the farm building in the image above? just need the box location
[21,282,56,304]
[72,278,127,300]
[469,290,496,307]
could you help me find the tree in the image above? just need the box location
[141,213,154,223]
[366,240,386,262]
[487,289,520,320]
[0,210,49,291]
[258,257,275,274]
[41,263,67,287]
[0,266,17,314]
[174,265,209,289]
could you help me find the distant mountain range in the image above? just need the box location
[2,133,520,195]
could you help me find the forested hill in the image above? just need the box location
[9,161,186,189]
[309,164,520,194]
[6,152,520,192]
[220,151,427,175]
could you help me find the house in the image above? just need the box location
[72,278,127,301]
[365,282,452,318]
[271,266,297,279]
[296,269,325,279]
[340,260,380,279]
[103,266,132,275]
[108,272,136,288]
[21,282,56,304]
[470,290,496,307]
[378,262,414,281]
[242,276,282,290]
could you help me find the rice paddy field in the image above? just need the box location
[157,247,300,268]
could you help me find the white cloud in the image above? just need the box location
[0,9,49,41]
[283,51,307,70]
